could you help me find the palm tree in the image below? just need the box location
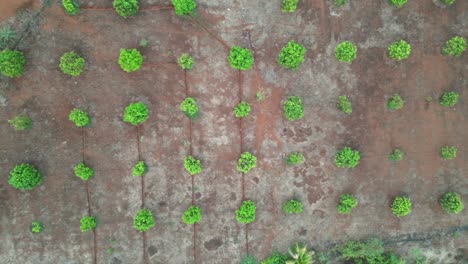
[286,243,315,264]
[0,26,17,49]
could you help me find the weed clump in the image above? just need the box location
[8,116,32,131]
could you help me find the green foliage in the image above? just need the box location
[184,156,202,175]
[440,0,455,5]
[180,97,199,118]
[282,0,299,13]
[388,40,411,61]
[123,102,149,126]
[425,96,433,102]
[229,46,254,70]
[440,192,464,214]
[8,116,32,131]
[59,51,84,77]
[261,252,290,264]
[69,108,90,127]
[256,90,265,102]
[182,205,202,224]
[62,0,80,15]
[172,0,197,15]
[80,216,97,232]
[134,208,155,232]
[390,0,408,8]
[0,49,26,78]
[443,36,466,57]
[139,39,148,48]
[132,161,147,177]
[387,94,404,111]
[113,0,139,18]
[119,48,143,72]
[334,0,349,6]
[74,163,94,181]
[286,244,314,264]
[236,200,256,224]
[337,194,358,214]
[283,199,303,214]
[8,163,42,190]
[31,221,43,233]
[0,26,17,49]
[335,41,357,63]
[234,101,252,118]
[391,196,412,217]
[237,152,257,173]
[389,149,404,161]
[336,239,385,261]
[439,91,459,107]
[278,41,307,70]
[284,96,304,121]
[335,147,360,168]
[242,254,259,264]
[440,146,457,160]
[286,152,305,165]
[177,53,194,70]
[337,95,352,114]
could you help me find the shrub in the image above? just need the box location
[229,46,254,70]
[388,40,411,61]
[237,152,257,173]
[440,0,455,5]
[391,196,412,217]
[439,91,459,107]
[287,244,314,264]
[0,49,26,78]
[335,147,360,168]
[283,199,303,214]
[387,94,404,111]
[180,97,199,119]
[234,101,252,118]
[8,116,32,131]
[69,108,90,127]
[440,192,464,214]
[440,146,457,160]
[62,0,80,15]
[336,239,384,261]
[334,0,349,6]
[182,205,202,224]
[286,152,305,165]
[172,0,197,15]
[261,252,290,264]
[123,102,149,126]
[284,96,304,121]
[8,163,42,190]
[337,194,358,214]
[241,254,259,264]
[134,208,155,232]
[390,0,408,8]
[337,95,352,114]
[119,49,143,72]
[59,51,84,77]
[388,149,404,161]
[74,163,94,181]
[80,216,97,232]
[443,36,466,57]
[184,156,202,175]
[335,41,357,63]
[177,53,194,70]
[236,200,256,224]
[113,0,139,18]
[31,221,43,233]
[281,0,299,13]
[278,41,307,70]
[132,161,147,177]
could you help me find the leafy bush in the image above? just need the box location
[74,163,94,181]
[0,49,26,78]
[184,156,202,175]
[335,41,357,63]
[180,97,199,119]
[337,95,352,114]
[391,196,412,217]
[132,161,147,177]
[123,102,149,126]
[241,254,259,264]
[134,208,155,232]
[177,53,194,70]
[287,244,314,264]
[443,36,466,57]
[284,96,304,121]
[59,51,84,77]
[286,152,305,165]
[8,116,32,131]
[69,108,90,127]
[234,101,252,118]
[335,147,360,168]
[440,192,464,214]
[440,146,457,160]
[335,239,406,264]
[387,94,404,111]
[31,221,43,233]
[388,149,404,161]
[439,91,459,107]
[388,40,411,61]
[119,48,143,72]
[334,0,349,6]
[337,194,358,214]
[62,0,80,15]
[80,216,97,232]
[236,200,256,224]
[261,252,290,264]
[278,41,307,70]
[281,0,299,13]
[283,199,303,214]
[237,152,257,173]
[182,205,202,224]
[229,46,254,70]
[8,163,42,190]
[390,0,408,8]
[440,0,455,5]
[113,0,139,18]
[172,0,197,15]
